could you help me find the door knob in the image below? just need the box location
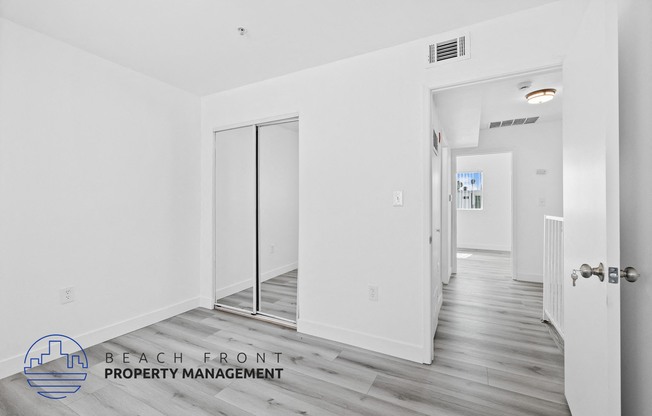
[620,267,640,283]
[578,263,605,281]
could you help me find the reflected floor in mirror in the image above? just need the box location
[216,269,297,321]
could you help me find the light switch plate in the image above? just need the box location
[393,191,403,207]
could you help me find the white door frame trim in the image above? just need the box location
[212,112,300,134]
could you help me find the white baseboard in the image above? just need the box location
[458,243,511,252]
[261,262,298,282]
[0,297,200,380]
[297,319,426,364]
[199,296,215,309]
[515,273,543,283]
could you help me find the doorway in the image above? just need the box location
[455,152,513,277]
[429,68,566,398]
[433,69,563,286]
[213,117,299,326]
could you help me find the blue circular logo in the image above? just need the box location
[23,334,88,399]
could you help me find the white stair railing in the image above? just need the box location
[543,216,564,339]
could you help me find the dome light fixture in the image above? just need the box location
[526,88,556,104]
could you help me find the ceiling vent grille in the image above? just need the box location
[489,116,539,129]
[427,33,470,67]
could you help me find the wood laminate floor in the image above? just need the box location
[0,251,569,415]
[216,270,297,322]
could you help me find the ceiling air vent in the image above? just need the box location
[524,116,539,124]
[489,116,539,129]
[427,33,470,67]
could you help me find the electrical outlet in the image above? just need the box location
[368,285,379,301]
[60,286,75,304]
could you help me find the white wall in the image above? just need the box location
[456,153,513,252]
[619,0,652,414]
[455,121,563,282]
[0,19,201,378]
[259,123,299,280]
[200,2,582,362]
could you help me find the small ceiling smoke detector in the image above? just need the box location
[237,27,247,36]
[526,88,556,104]
[517,81,532,91]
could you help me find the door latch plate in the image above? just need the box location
[608,267,619,284]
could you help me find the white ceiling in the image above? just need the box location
[434,70,563,148]
[0,0,555,95]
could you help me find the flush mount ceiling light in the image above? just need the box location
[526,88,556,104]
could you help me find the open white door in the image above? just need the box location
[430,145,443,353]
[563,0,621,415]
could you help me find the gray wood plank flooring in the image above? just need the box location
[0,251,569,415]
[216,270,297,321]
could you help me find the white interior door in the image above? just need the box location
[440,146,452,285]
[430,147,442,346]
[562,0,621,415]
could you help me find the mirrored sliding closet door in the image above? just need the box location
[214,126,256,313]
[257,121,299,322]
[214,117,298,325]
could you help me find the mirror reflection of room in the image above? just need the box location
[258,121,299,321]
[214,126,256,313]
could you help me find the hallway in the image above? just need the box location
[436,250,570,414]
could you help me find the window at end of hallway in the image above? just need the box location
[457,172,483,210]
